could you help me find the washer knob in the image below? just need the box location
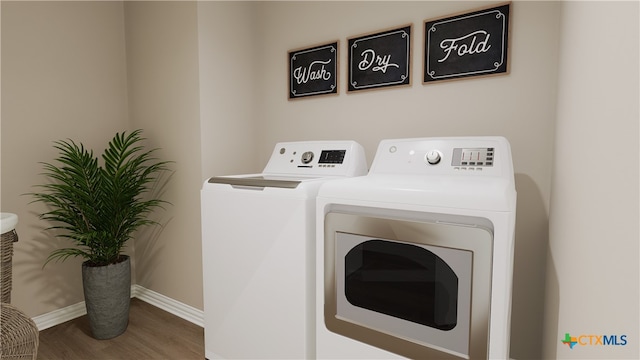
[301,151,314,164]
[425,150,442,165]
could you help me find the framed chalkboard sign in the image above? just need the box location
[348,25,411,92]
[289,41,339,99]
[424,2,511,83]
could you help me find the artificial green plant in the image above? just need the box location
[30,129,171,267]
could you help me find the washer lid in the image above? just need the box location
[208,175,323,189]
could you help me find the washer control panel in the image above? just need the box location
[263,141,367,177]
[284,149,347,166]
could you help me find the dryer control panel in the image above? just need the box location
[451,147,494,167]
[369,137,513,179]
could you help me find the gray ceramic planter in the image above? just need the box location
[82,255,131,340]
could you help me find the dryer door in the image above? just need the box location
[324,209,493,359]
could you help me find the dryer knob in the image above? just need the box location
[425,150,442,165]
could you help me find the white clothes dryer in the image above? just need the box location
[316,137,517,359]
[201,141,367,359]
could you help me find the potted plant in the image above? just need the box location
[30,129,171,339]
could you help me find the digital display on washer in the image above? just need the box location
[452,148,494,167]
[319,150,346,164]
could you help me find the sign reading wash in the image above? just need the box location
[289,42,338,99]
[424,2,510,83]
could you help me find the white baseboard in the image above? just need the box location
[32,301,87,331]
[32,285,203,331]
[131,284,204,327]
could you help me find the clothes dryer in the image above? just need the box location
[316,137,516,359]
[201,141,367,359]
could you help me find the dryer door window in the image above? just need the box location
[344,239,458,331]
[324,210,493,359]
[334,232,473,357]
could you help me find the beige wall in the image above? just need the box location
[544,2,639,359]
[1,1,130,316]
[198,1,260,180]
[124,1,203,310]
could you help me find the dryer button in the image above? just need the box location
[425,150,442,165]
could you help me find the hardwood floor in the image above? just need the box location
[37,298,204,359]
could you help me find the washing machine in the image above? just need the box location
[201,140,367,359]
[316,137,517,359]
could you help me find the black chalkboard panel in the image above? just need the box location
[348,25,411,92]
[289,42,339,99]
[424,3,510,83]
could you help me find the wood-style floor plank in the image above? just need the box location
[37,298,204,359]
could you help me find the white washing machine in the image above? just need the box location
[316,137,517,359]
[201,141,367,359]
